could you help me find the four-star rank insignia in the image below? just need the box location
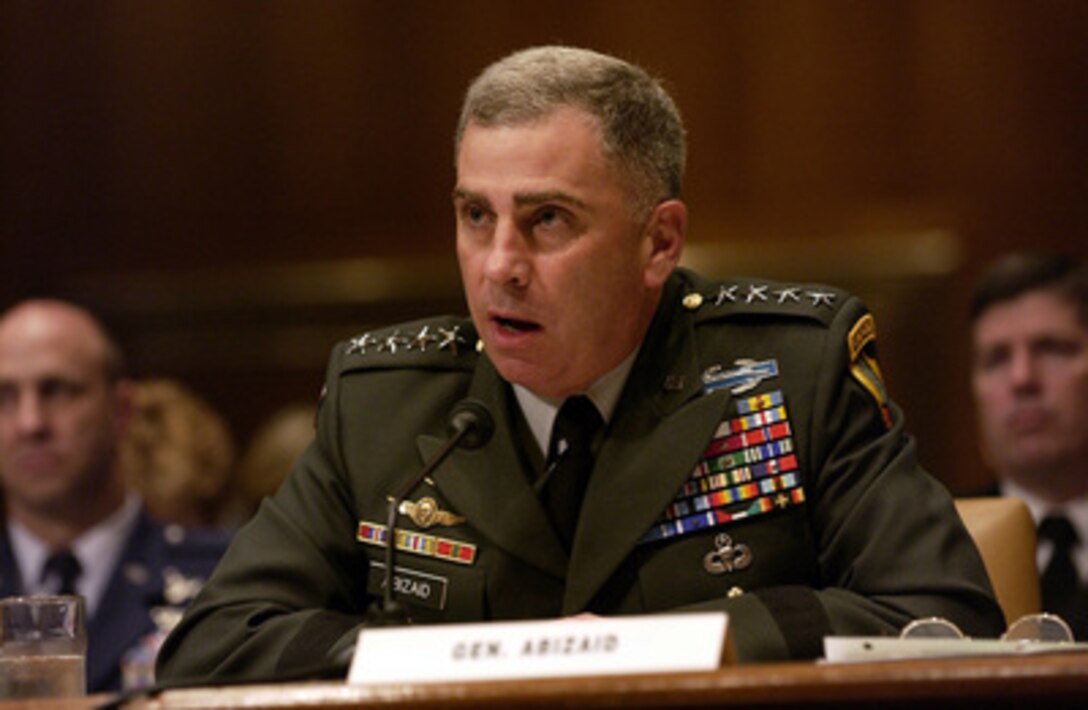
[346,324,471,356]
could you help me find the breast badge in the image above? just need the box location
[398,496,466,529]
[703,532,752,575]
[701,358,779,395]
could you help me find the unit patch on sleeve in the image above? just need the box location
[639,389,806,545]
[846,313,892,429]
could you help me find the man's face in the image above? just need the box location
[454,107,682,398]
[0,306,128,517]
[971,291,1088,496]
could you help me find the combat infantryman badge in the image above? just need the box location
[701,359,779,395]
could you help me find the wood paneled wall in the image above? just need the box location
[2,1,1085,492]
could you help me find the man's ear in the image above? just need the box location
[642,199,687,290]
[112,378,136,438]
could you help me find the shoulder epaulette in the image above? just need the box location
[339,315,479,372]
[679,276,848,327]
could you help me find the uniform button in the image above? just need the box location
[164,524,186,545]
[683,293,704,311]
[728,586,744,599]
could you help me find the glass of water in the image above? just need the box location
[0,595,86,698]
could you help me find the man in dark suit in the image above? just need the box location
[970,253,1088,637]
[158,46,1002,684]
[0,299,229,692]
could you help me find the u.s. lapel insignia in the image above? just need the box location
[398,496,466,529]
[701,358,779,395]
[703,532,752,574]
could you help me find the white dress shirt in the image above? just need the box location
[7,493,143,619]
[1000,479,1088,583]
[513,349,638,458]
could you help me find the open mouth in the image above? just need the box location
[493,315,541,333]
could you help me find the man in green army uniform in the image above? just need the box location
[158,46,1003,682]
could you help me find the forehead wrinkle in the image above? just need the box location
[513,190,589,211]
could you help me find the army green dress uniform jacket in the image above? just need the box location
[158,268,1003,683]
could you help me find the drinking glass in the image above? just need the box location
[0,595,86,698]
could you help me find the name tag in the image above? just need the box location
[349,612,731,685]
[367,561,449,610]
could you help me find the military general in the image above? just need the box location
[158,46,1004,682]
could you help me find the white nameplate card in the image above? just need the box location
[823,636,1088,663]
[349,612,731,685]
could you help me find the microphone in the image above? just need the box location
[368,399,494,626]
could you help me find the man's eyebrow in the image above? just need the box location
[451,187,488,205]
[513,191,589,211]
[451,188,589,212]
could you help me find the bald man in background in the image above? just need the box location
[0,300,229,692]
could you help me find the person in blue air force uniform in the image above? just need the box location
[0,300,229,692]
[157,46,1003,683]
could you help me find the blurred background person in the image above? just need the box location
[222,402,315,527]
[970,252,1088,637]
[0,299,230,692]
[120,378,236,529]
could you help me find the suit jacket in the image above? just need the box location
[0,508,230,692]
[158,268,1004,683]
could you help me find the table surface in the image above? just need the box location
[4,651,1088,709]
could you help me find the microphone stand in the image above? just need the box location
[367,400,493,627]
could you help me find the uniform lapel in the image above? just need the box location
[86,512,160,692]
[563,275,731,613]
[423,357,568,580]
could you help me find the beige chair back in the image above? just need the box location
[954,497,1041,625]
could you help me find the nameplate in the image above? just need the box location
[348,612,730,685]
[823,636,1088,663]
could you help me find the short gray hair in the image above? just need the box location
[455,46,686,215]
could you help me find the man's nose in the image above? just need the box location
[13,394,48,435]
[483,221,530,287]
[1008,349,1041,392]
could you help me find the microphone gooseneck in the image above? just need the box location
[370,399,494,626]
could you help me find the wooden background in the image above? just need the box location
[2,0,1085,494]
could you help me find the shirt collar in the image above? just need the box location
[999,479,1088,580]
[7,493,143,619]
[513,348,639,457]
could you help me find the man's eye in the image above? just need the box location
[462,204,489,225]
[976,348,1008,372]
[40,380,82,402]
[536,208,564,228]
[1037,338,1082,359]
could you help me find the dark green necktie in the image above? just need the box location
[544,396,603,551]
